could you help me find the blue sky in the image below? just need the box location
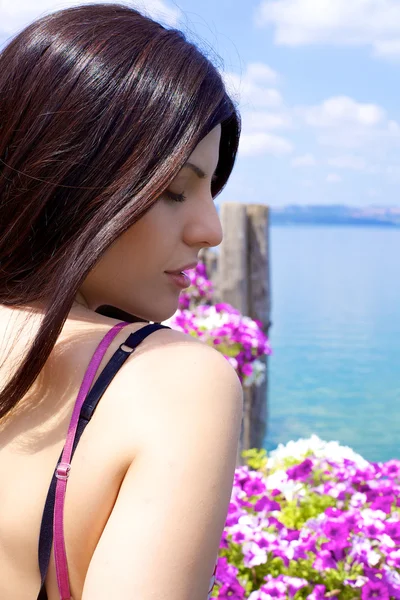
[2,0,400,207]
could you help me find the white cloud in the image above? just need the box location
[222,63,283,109]
[296,96,400,151]
[0,0,180,37]
[246,62,280,85]
[326,173,342,184]
[224,63,294,157]
[255,0,400,59]
[244,111,292,131]
[299,96,385,129]
[327,155,367,170]
[292,153,316,167]
[374,39,400,59]
[239,132,294,157]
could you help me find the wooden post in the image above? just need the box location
[217,203,250,466]
[199,248,220,302]
[200,203,271,468]
[218,203,249,316]
[246,205,271,451]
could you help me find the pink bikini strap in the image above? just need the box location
[53,321,130,600]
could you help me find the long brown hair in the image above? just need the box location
[0,3,240,418]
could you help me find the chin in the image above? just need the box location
[148,303,180,324]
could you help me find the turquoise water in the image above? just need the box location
[264,225,400,463]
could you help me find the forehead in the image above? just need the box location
[187,125,221,168]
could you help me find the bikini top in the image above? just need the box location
[35,320,218,600]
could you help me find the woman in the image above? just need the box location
[0,3,243,599]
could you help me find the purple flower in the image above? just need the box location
[286,459,313,481]
[254,495,281,513]
[384,568,400,599]
[361,580,390,600]
[322,519,350,548]
[370,495,395,514]
[364,522,383,537]
[215,302,240,315]
[382,460,400,479]
[307,585,328,600]
[243,477,266,497]
[225,502,242,527]
[387,549,400,568]
[218,580,246,600]
[286,576,308,597]
[242,363,253,376]
[261,579,287,598]
[313,550,336,570]
[385,520,400,542]
[215,556,241,586]
[210,437,400,600]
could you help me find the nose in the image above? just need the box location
[184,195,223,250]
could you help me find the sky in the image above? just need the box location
[1,0,400,207]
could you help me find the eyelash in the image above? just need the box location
[164,175,218,204]
[165,191,187,203]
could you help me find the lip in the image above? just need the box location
[164,262,198,276]
[165,271,192,289]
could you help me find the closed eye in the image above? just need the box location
[164,190,187,203]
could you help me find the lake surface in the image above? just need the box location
[264,225,400,463]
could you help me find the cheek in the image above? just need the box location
[126,202,180,254]
[118,218,161,264]
[94,202,175,282]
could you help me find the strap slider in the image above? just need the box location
[56,462,71,481]
[120,343,135,354]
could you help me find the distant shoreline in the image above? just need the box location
[270,219,400,228]
[270,205,400,228]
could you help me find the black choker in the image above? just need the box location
[95,305,149,324]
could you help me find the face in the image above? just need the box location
[77,124,223,322]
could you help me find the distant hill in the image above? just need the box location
[270,205,400,227]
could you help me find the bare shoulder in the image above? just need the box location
[82,326,244,600]
[110,325,244,455]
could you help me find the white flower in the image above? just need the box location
[345,576,368,588]
[384,566,400,587]
[243,359,266,388]
[267,435,369,469]
[360,508,387,521]
[238,514,258,528]
[243,541,268,567]
[228,522,254,542]
[265,469,288,490]
[350,492,367,508]
[327,482,348,498]
[368,550,382,566]
[362,515,386,532]
[379,534,396,548]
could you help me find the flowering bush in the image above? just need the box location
[164,262,272,387]
[212,436,400,600]
[179,261,214,309]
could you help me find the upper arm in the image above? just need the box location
[82,341,243,600]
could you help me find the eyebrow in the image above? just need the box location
[183,162,218,180]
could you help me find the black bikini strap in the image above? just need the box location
[37,323,170,599]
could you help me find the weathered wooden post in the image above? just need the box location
[200,249,220,301]
[218,203,251,467]
[200,202,271,467]
[218,203,249,316]
[246,205,271,454]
